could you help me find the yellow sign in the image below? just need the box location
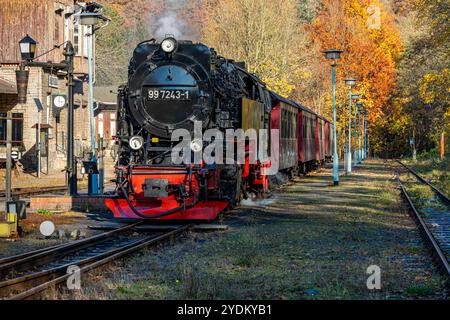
[0,213,18,238]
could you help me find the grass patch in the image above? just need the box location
[406,245,422,255]
[403,156,450,196]
[404,181,448,212]
[115,285,130,294]
[377,190,395,207]
[404,284,435,297]
[230,231,263,267]
[36,209,53,216]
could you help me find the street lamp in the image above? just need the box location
[356,102,363,165]
[78,12,102,26]
[344,78,356,174]
[361,107,367,161]
[363,108,368,159]
[16,35,39,103]
[352,95,359,166]
[76,3,108,195]
[18,35,37,61]
[323,49,343,185]
[17,36,76,196]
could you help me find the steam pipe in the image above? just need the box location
[118,183,196,219]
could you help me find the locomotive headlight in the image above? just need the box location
[161,37,177,53]
[129,135,144,151]
[190,139,203,152]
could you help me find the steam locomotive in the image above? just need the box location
[105,37,333,220]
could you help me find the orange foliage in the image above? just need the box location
[309,0,402,125]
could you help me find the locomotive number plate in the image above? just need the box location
[147,89,190,101]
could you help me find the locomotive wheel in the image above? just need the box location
[220,164,243,207]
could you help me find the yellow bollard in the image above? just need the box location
[0,212,18,238]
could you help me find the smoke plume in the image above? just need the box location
[154,10,186,39]
[151,0,193,40]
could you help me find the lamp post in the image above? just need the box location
[17,35,77,195]
[360,107,366,161]
[344,78,356,174]
[77,4,108,195]
[367,111,371,159]
[355,102,363,165]
[351,94,359,167]
[16,35,35,104]
[358,106,361,163]
[324,49,343,186]
[362,108,367,160]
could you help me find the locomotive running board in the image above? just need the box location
[105,198,228,221]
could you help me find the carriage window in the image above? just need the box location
[288,111,291,138]
[302,117,306,138]
[290,111,293,138]
[289,111,293,138]
[284,110,288,139]
[291,112,295,138]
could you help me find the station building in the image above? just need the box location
[0,0,97,173]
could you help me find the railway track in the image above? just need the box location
[395,160,450,284]
[0,222,190,300]
[0,186,68,198]
[0,182,116,198]
[396,160,450,205]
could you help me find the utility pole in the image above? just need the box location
[99,137,104,194]
[354,101,358,166]
[5,111,12,203]
[359,110,362,163]
[64,42,77,195]
[331,62,339,185]
[323,49,342,185]
[347,90,352,173]
[78,3,110,195]
[344,78,356,174]
[34,98,42,178]
[87,25,99,194]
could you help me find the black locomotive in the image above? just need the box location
[117,37,270,166]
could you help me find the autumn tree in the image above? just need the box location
[308,0,402,155]
[95,4,130,85]
[393,0,450,155]
[96,0,157,85]
[201,0,310,97]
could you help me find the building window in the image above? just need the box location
[73,9,88,58]
[55,10,62,43]
[74,22,80,55]
[0,113,24,145]
[64,13,70,43]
